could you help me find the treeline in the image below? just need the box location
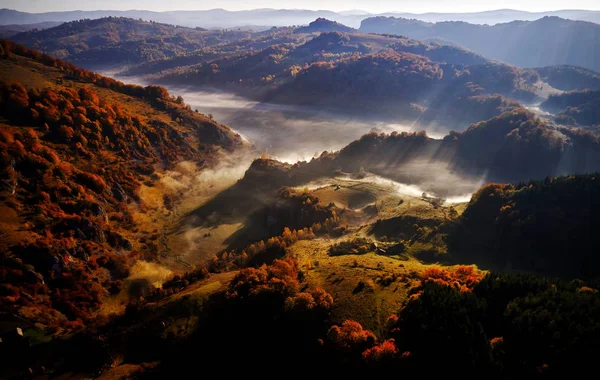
[383,272,600,375]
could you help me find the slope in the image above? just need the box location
[0,40,243,329]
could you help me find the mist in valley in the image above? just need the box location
[104,71,456,161]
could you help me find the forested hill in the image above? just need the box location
[9,17,248,65]
[449,174,600,278]
[294,18,356,33]
[0,40,242,328]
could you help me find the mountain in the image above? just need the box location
[294,18,356,33]
[0,40,242,329]
[1,8,600,30]
[18,18,483,75]
[360,16,600,72]
[0,21,61,38]
[10,17,249,66]
[16,17,539,130]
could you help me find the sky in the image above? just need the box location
[3,0,600,14]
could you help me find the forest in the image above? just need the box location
[0,40,240,328]
[448,174,600,278]
[1,11,600,379]
[542,89,600,128]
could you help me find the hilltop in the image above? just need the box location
[10,17,248,66]
[0,22,61,38]
[294,18,356,33]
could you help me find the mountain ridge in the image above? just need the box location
[360,16,600,72]
[1,7,600,29]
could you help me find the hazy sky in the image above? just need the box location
[4,0,600,14]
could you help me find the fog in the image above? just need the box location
[353,172,481,203]
[102,71,452,163]
[102,71,480,199]
[177,88,445,163]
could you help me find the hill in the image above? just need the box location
[291,109,600,188]
[150,29,546,130]
[294,18,356,33]
[0,40,242,329]
[10,17,488,75]
[541,89,600,127]
[534,65,600,91]
[10,17,249,67]
[448,174,600,278]
[360,16,600,72]
[258,52,535,129]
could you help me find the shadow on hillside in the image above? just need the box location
[172,180,281,250]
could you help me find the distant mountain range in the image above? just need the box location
[0,21,61,38]
[360,16,600,72]
[1,8,600,29]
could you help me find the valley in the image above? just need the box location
[1,5,600,377]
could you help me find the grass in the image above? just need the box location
[283,179,472,335]
[288,238,426,336]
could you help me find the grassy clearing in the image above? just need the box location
[288,238,424,335]
[283,178,474,334]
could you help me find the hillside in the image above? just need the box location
[360,16,600,72]
[152,29,544,130]
[5,156,600,377]
[2,9,600,379]
[11,17,488,75]
[0,40,242,329]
